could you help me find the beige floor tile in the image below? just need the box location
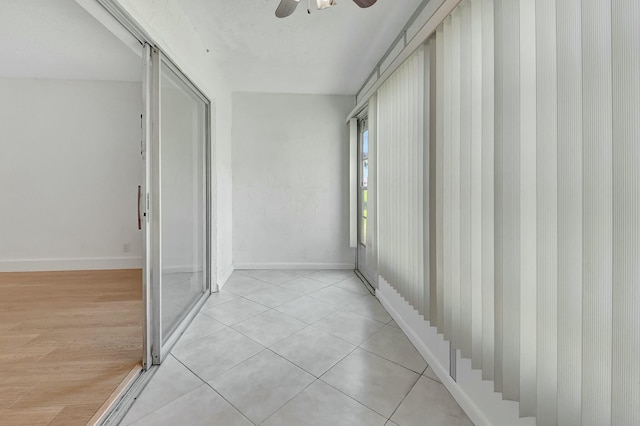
[391,377,473,426]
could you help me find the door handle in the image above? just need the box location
[137,185,142,230]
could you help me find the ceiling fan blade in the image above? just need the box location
[275,0,300,18]
[353,0,377,7]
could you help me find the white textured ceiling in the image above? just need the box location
[0,0,141,82]
[177,0,423,94]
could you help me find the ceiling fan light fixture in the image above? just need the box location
[277,0,375,18]
[316,0,337,10]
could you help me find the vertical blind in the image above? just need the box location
[372,0,640,424]
[377,47,426,315]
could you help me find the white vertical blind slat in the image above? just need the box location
[535,0,558,423]
[384,74,390,290]
[480,0,495,382]
[408,53,415,310]
[387,72,393,292]
[399,63,403,296]
[396,66,400,295]
[612,1,640,425]
[442,16,454,342]
[435,26,446,333]
[419,49,426,313]
[500,0,521,402]
[390,71,398,295]
[378,80,388,283]
[417,50,426,315]
[581,0,613,425]
[519,0,537,417]
[556,0,583,423]
[459,0,473,359]
[408,54,416,308]
[410,52,416,308]
[413,51,420,312]
[450,8,462,351]
[423,41,431,319]
[401,65,408,303]
[428,38,438,322]
[470,0,484,370]
[397,70,403,298]
[493,0,504,393]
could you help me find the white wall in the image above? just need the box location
[115,0,235,286]
[0,78,142,271]
[232,93,355,269]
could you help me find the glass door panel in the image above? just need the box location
[159,62,207,338]
[147,46,211,363]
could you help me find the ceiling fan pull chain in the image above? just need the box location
[307,0,311,14]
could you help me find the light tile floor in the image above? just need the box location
[120,270,474,426]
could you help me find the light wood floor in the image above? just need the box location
[0,269,142,426]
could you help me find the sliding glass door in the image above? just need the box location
[144,45,211,364]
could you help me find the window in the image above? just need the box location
[360,123,369,245]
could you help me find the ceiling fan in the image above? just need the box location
[275,0,377,18]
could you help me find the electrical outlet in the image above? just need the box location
[123,243,131,253]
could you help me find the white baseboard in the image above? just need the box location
[0,257,143,272]
[376,278,535,426]
[233,263,355,270]
[217,265,234,291]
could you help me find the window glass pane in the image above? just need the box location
[160,64,207,339]
[362,217,367,245]
[362,130,369,186]
[363,188,368,219]
[360,127,369,246]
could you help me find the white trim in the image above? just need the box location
[234,263,355,270]
[376,277,535,426]
[217,265,234,291]
[0,257,142,272]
